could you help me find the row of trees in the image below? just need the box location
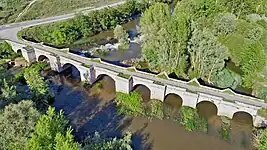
[140,1,267,97]
[18,0,147,46]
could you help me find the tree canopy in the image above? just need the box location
[0,100,41,150]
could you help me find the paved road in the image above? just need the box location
[0,1,125,40]
[0,1,267,109]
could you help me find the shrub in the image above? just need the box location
[147,100,164,120]
[115,92,144,116]
[83,132,132,150]
[176,106,208,133]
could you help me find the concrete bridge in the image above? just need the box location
[5,39,267,127]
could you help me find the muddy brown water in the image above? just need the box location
[69,19,142,61]
[46,70,254,150]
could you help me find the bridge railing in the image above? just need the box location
[4,39,267,109]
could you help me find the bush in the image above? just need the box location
[211,68,242,89]
[147,100,164,120]
[115,92,145,116]
[176,106,208,133]
[219,117,231,141]
[0,100,41,150]
[83,132,132,150]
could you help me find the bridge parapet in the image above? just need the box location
[5,39,267,127]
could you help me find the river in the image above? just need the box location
[45,3,256,148]
[44,69,255,150]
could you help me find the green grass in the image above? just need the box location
[90,59,101,63]
[94,82,103,89]
[153,81,164,86]
[18,0,121,22]
[257,108,267,118]
[222,89,236,95]
[187,80,201,87]
[0,0,32,25]
[176,106,208,133]
[156,73,168,79]
[223,99,236,103]
[115,92,145,116]
[127,67,136,72]
[118,73,130,79]
[147,100,164,120]
[82,63,91,68]
[219,116,231,141]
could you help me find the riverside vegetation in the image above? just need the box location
[18,0,267,101]
[4,0,267,149]
[0,41,134,149]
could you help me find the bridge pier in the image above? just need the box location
[5,39,267,127]
[21,47,36,63]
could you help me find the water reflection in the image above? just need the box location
[132,84,151,102]
[45,70,253,150]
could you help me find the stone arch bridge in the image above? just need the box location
[6,39,267,127]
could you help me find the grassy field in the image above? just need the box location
[0,0,122,25]
[18,0,122,21]
[0,0,32,25]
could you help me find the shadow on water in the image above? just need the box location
[49,73,153,149]
[45,69,254,150]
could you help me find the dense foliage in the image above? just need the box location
[83,132,132,150]
[138,0,267,99]
[114,25,129,50]
[140,3,189,77]
[18,0,147,46]
[0,100,40,150]
[26,107,80,150]
[0,41,19,59]
[258,128,267,150]
[115,92,145,116]
[176,106,207,133]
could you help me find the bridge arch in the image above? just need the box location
[38,55,50,64]
[164,93,183,110]
[196,101,218,118]
[232,111,253,126]
[131,84,151,102]
[62,63,81,81]
[94,74,116,93]
[16,49,22,56]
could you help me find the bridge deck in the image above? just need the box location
[8,39,267,109]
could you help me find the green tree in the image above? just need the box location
[241,42,266,87]
[188,28,229,82]
[259,128,267,150]
[0,100,41,150]
[213,13,237,36]
[26,107,80,150]
[114,25,129,50]
[211,68,242,89]
[140,3,190,77]
[0,41,18,59]
[54,128,81,150]
[24,65,52,107]
[0,79,17,103]
[115,92,144,116]
[83,132,132,150]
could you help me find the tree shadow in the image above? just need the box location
[51,75,152,148]
[131,122,153,150]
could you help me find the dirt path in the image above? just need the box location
[15,0,39,22]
